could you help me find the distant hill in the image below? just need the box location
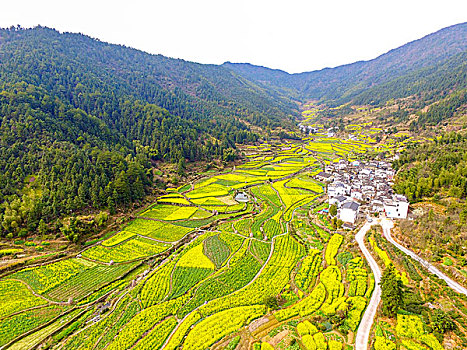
[224,22,467,105]
[0,26,299,129]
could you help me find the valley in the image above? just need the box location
[0,21,466,350]
[0,128,374,349]
[2,119,467,350]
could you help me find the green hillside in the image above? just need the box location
[224,22,467,106]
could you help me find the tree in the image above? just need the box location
[380,264,403,317]
[38,219,47,236]
[60,218,81,243]
[95,211,109,227]
[332,217,337,229]
[264,296,279,310]
[222,148,236,162]
[177,158,186,176]
[107,196,116,215]
[329,204,337,217]
[432,309,456,334]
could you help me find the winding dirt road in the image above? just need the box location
[354,218,467,350]
[380,218,467,296]
[354,221,381,350]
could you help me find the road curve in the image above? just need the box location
[354,221,381,350]
[380,218,467,296]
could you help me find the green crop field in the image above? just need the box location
[10,258,96,295]
[286,176,324,193]
[234,217,253,236]
[295,249,323,292]
[82,236,170,263]
[139,204,200,221]
[1,134,388,349]
[45,262,138,301]
[203,234,230,268]
[249,239,271,262]
[187,183,230,199]
[0,306,64,347]
[124,218,193,242]
[156,194,191,205]
[0,279,48,319]
[102,230,135,246]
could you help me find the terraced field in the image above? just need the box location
[0,135,380,350]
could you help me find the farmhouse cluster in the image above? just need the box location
[316,159,409,226]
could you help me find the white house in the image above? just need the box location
[339,201,360,224]
[350,190,363,201]
[338,163,347,170]
[371,199,385,213]
[235,192,249,203]
[329,195,347,208]
[375,169,386,178]
[383,195,409,219]
[362,185,375,193]
[328,182,350,197]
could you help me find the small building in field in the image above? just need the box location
[235,192,249,203]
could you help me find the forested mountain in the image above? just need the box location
[0,75,264,236]
[394,132,467,202]
[0,26,298,128]
[0,26,299,237]
[225,22,467,106]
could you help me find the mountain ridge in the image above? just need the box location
[224,21,467,105]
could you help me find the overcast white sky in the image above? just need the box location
[1,0,466,73]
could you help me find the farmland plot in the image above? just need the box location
[2,134,381,350]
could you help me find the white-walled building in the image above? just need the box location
[235,192,249,203]
[340,201,360,224]
[328,182,350,197]
[384,195,409,219]
[319,158,409,223]
[316,172,333,182]
[329,195,347,208]
[371,199,385,213]
[350,190,363,201]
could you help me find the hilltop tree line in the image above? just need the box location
[410,90,467,130]
[0,26,297,131]
[393,132,467,202]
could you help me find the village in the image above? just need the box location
[315,158,409,228]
